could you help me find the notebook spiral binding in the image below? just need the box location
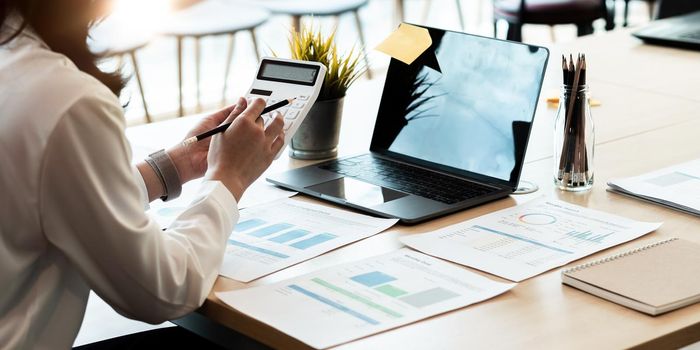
[562,238,679,274]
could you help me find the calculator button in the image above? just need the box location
[279,108,289,116]
[291,102,306,109]
[268,99,279,104]
[297,95,309,101]
[285,110,299,119]
[283,120,293,131]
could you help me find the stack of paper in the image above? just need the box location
[220,198,398,282]
[217,249,514,349]
[401,197,661,281]
[148,179,297,228]
[607,159,700,216]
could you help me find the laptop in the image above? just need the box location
[267,25,549,224]
[633,10,700,50]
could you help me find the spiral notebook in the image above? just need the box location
[561,238,700,316]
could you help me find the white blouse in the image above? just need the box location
[0,23,239,349]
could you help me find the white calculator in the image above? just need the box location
[245,57,326,159]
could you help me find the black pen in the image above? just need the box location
[182,97,295,145]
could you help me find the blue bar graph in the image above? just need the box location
[248,223,294,238]
[351,271,397,287]
[290,233,337,249]
[228,239,289,259]
[269,229,310,243]
[234,218,267,232]
[288,284,379,325]
[565,230,614,244]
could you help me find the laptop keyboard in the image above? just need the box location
[320,155,497,204]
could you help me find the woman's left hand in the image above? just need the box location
[167,98,248,184]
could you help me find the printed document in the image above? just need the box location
[608,159,700,216]
[220,198,398,282]
[217,249,514,349]
[401,198,661,281]
[148,178,297,228]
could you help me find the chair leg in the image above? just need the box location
[129,51,151,123]
[455,0,466,30]
[352,10,372,79]
[505,22,522,42]
[292,15,301,32]
[332,15,341,30]
[576,22,594,36]
[177,36,184,117]
[222,33,235,107]
[604,0,616,30]
[249,29,261,63]
[623,0,630,27]
[395,0,405,25]
[195,37,202,113]
[493,20,498,38]
[549,25,556,43]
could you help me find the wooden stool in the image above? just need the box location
[90,18,154,123]
[260,0,373,79]
[161,0,270,116]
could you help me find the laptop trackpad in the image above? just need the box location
[306,177,408,208]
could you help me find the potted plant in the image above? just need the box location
[285,24,366,160]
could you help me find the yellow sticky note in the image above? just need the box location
[375,23,432,65]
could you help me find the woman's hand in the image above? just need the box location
[167,99,248,184]
[204,98,285,200]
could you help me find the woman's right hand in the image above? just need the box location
[204,97,285,200]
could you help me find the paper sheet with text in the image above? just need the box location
[217,248,514,349]
[220,198,398,282]
[401,197,662,281]
[147,178,297,228]
[608,158,700,215]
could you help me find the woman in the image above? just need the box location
[0,0,285,348]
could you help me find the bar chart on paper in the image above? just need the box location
[401,198,662,281]
[217,249,515,349]
[147,179,297,228]
[220,199,398,282]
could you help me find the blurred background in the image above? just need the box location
[91,0,658,125]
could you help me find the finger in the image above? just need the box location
[211,102,238,124]
[270,132,286,155]
[240,98,267,123]
[224,97,247,124]
[255,116,265,128]
[265,114,284,140]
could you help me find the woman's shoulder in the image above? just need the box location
[1,39,123,128]
[1,41,125,151]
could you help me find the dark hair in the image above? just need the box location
[0,0,125,96]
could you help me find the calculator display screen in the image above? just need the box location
[258,60,320,86]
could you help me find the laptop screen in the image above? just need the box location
[370,26,548,188]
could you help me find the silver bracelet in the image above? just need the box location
[145,149,182,201]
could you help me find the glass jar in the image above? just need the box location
[554,84,594,191]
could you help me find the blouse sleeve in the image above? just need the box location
[38,92,239,324]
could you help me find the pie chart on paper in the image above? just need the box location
[518,213,557,225]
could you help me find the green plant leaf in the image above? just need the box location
[287,22,368,101]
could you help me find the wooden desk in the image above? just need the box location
[126,30,700,349]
